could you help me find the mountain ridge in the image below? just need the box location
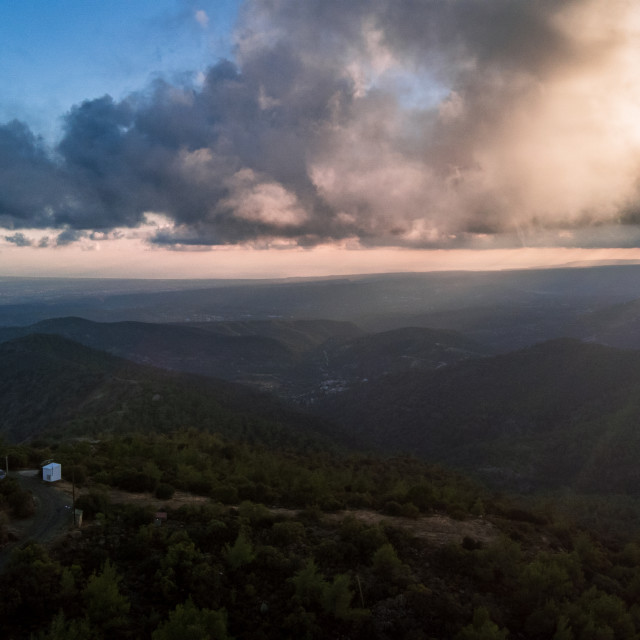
[312,337,640,493]
[0,332,343,449]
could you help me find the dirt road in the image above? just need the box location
[0,470,73,572]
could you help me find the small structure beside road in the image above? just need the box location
[42,462,62,482]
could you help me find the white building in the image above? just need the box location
[42,462,61,482]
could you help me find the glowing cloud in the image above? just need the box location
[1,0,640,252]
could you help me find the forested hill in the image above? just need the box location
[0,333,342,450]
[8,328,640,495]
[314,338,640,493]
[0,317,363,387]
[0,316,488,395]
[7,322,640,637]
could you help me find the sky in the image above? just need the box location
[2,0,640,279]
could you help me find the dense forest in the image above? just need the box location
[4,428,640,639]
[6,268,640,637]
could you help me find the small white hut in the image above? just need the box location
[42,462,61,482]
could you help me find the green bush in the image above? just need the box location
[155,483,176,500]
[8,487,35,518]
[75,489,111,519]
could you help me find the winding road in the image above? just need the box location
[0,470,72,572]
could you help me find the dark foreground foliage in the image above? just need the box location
[3,432,640,638]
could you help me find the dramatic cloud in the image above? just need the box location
[4,232,33,247]
[2,0,640,249]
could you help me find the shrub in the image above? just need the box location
[155,483,175,500]
[75,489,111,519]
[8,488,35,518]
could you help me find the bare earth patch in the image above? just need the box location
[53,481,497,546]
[53,480,209,510]
[323,510,498,546]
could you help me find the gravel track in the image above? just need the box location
[0,470,73,572]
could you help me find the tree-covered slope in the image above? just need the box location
[314,338,640,493]
[5,429,640,639]
[0,333,341,449]
[0,317,299,383]
[0,317,488,396]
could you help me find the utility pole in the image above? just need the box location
[356,574,365,608]
[72,468,76,527]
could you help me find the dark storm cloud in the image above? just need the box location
[4,232,32,247]
[1,0,639,249]
[55,228,86,246]
[0,120,69,229]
